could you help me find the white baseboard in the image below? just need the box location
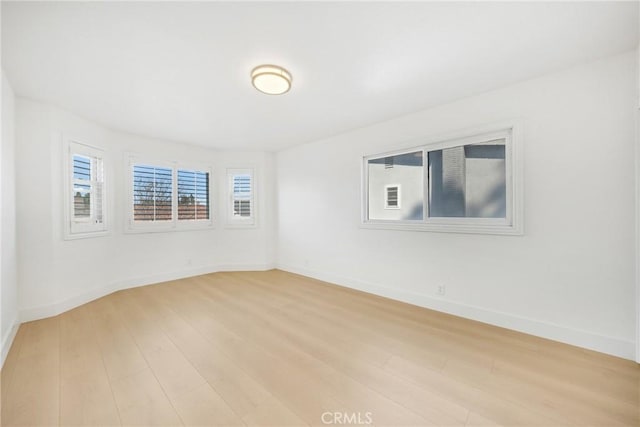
[19,263,275,323]
[1,315,19,368]
[217,263,276,272]
[278,264,636,361]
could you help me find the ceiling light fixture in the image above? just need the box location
[251,64,292,95]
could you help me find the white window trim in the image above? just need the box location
[226,167,257,228]
[176,166,215,227]
[126,154,214,233]
[361,122,523,236]
[384,184,401,209]
[63,137,108,240]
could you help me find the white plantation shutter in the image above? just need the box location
[132,164,173,222]
[233,175,251,217]
[66,141,107,237]
[177,169,210,221]
[127,157,213,231]
[73,154,92,219]
[228,169,255,226]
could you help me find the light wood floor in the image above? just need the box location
[1,270,638,426]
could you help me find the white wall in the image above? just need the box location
[635,43,640,363]
[15,99,275,321]
[1,71,18,366]
[277,51,637,359]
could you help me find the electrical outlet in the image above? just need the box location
[437,284,446,296]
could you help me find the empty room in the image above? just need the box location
[1,1,639,426]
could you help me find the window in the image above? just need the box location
[133,165,173,222]
[384,185,401,209]
[363,126,522,235]
[428,141,506,219]
[368,151,423,221]
[227,168,255,226]
[64,140,107,238]
[128,157,212,231]
[178,169,210,221]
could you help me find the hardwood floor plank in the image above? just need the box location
[2,323,60,426]
[110,368,183,426]
[170,383,245,426]
[1,324,27,412]
[59,371,121,426]
[241,395,310,427]
[465,411,504,426]
[87,297,149,382]
[15,317,59,361]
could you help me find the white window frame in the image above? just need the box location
[384,184,401,209]
[362,123,523,235]
[226,168,256,228]
[63,138,108,240]
[176,167,213,226]
[126,154,214,233]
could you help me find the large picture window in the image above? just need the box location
[128,157,212,231]
[363,127,522,235]
[64,140,107,239]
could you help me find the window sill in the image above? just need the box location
[126,221,215,234]
[63,230,110,241]
[225,222,258,229]
[360,220,523,236]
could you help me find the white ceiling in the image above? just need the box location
[2,1,638,151]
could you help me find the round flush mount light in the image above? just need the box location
[251,64,292,95]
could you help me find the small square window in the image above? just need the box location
[227,168,256,227]
[385,185,401,209]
